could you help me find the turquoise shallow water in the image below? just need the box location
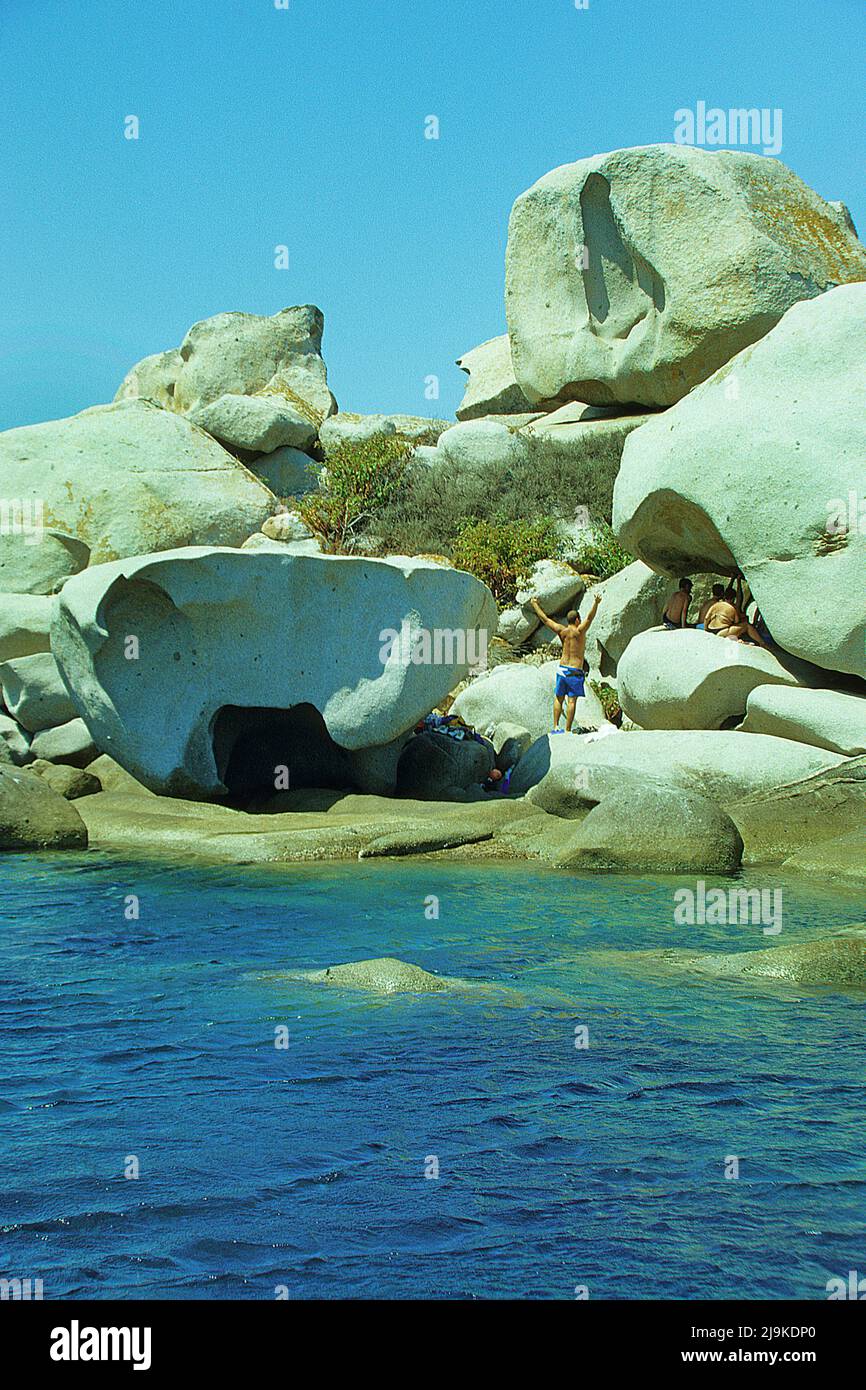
[0,852,864,1300]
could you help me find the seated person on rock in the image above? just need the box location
[704,583,770,649]
[662,578,693,629]
[529,592,601,733]
[696,583,725,630]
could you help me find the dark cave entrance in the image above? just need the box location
[211,703,354,800]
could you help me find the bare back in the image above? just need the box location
[704,600,739,631]
[559,623,588,667]
[664,589,689,624]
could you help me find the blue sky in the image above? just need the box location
[2,0,863,431]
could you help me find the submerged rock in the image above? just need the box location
[687,927,866,989]
[298,958,451,993]
[52,547,497,798]
[506,144,866,409]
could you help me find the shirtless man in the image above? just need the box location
[662,578,692,629]
[704,583,770,648]
[530,592,601,733]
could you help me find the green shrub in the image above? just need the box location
[372,438,621,560]
[295,435,414,553]
[450,517,564,605]
[570,521,633,579]
[590,679,623,725]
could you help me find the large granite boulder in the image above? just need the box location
[782,831,865,884]
[0,652,77,732]
[455,334,536,420]
[729,755,866,865]
[0,764,87,849]
[553,779,743,874]
[0,593,53,660]
[515,559,585,613]
[505,144,866,409]
[29,759,101,801]
[498,561,586,646]
[583,562,670,678]
[0,713,31,765]
[395,730,495,798]
[436,417,529,474]
[738,684,866,755]
[248,447,315,497]
[613,284,866,680]
[114,347,182,409]
[30,717,98,768]
[451,660,606,744]
[522,401,649,459]
[51,547,497,798]
[0,400,275,593]
[617,628,805,730]
[116,305,336,421]
[508,729,843,812]
[318,413,449,452]
[187,393,317,454]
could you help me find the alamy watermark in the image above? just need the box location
[1,1275,43,1300]
[674,101,782,156]
[674,880,782,935]
[379,620,488,670]
[0,498,43,545]
[825,491,865,536]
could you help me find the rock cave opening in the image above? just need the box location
[211,702,354,801]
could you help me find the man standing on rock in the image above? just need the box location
[530,592,601,733]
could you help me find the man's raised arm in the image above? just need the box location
[579,592,601,632]
[529,597,566,634]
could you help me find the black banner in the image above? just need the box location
[4,1298,862,1376]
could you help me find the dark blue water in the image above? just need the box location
[1,852,864,1300]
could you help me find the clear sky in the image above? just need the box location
[2,0,863,431]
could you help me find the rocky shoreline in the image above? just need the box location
[1,142,864,886]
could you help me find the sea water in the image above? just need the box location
[1,852,864,1300]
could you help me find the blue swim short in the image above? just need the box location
[554,665,586,699]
